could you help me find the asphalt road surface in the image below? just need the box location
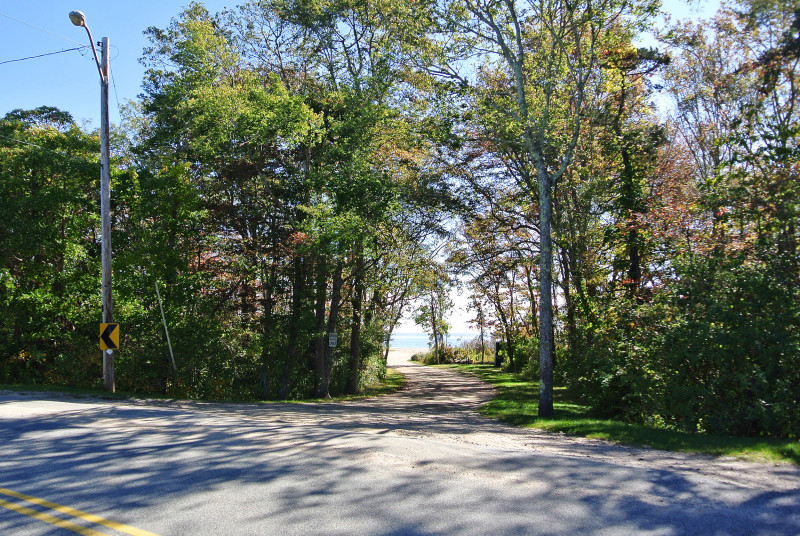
[1,350,798,536]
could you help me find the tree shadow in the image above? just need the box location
[0,361,798,535]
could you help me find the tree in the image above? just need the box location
[0,108,105,385]
[430,0,657,414]
[450,204,540,372]
[129,0,451,398]
[231,0,450,393]
[649,0,800,437]
[414,262,453,362]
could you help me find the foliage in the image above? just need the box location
[1,0,798,440]
[442,0,799,439]
[0,108,103,387]
[444,363,799,465]
[653,254,799,437]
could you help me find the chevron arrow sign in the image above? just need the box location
[100,323,119,350]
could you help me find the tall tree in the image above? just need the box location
[0,108,105,385]
[430,0,657,414]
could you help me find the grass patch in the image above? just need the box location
[298,367,407,403]
[0,383,132,400]
[0,367,407,405]
[442,363,800,465]
[361,367,407,397]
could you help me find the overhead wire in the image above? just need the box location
[0,12,89,48]
[3,11,130,133]
[0,47,83,65]
[2,11,127,125]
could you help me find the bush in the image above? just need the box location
[458,335,495,363]
[652,255,800,438]
[561,252,800,439]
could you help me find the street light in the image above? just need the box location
[70,10,114,392]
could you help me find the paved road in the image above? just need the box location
[1,352,798,535]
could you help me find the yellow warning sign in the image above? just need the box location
[100,323,119,350]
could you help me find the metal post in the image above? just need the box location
[155,282,177,375]
[99,36,114,392]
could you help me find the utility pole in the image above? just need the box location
[70,11,114,392]
[99,35,114,392]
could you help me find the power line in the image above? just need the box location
[2,12,126,124]
[0,12,88,48]
[0,47,82,66]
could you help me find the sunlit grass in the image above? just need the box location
[442,363,800,466]
[363,367,407,396]
[0,383,129,399]
[0,367,407,404]
[298,367,407,403]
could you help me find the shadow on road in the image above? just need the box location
[0,357,798,535]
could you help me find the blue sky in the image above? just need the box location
[0,0,719,334]
[0,1,234,127]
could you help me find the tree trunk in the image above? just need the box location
[347,254,365,394]
[312,257,328,397]
[279,255,303,400]
[559,245,577,361]
[478,304,486,363]
[524,265,539,337]
[430,291,441,364]
[259,262,276,400]
[538,169,554,417]
[321,263,344,397]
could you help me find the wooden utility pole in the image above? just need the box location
[70,11,114,392]
[99,36,114,392]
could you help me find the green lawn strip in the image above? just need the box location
[0,367,407,405]
[360,366,407,397]
[296,367,407,403]
[0,383,130,400]
[440,363,799,466]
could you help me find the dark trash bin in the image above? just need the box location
[494,341,504,367]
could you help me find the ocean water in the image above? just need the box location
[390,332,480,350]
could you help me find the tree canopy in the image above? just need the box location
[0,0,797,438]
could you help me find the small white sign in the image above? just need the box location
[328,332,338,348]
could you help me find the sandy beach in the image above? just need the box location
[386,347,425,367]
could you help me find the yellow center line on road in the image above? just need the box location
[0,497,108,536]
[0,487,160,536]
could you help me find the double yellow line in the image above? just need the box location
[0,487,159,536]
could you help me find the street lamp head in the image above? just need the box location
[68,10,86,27]
[68,9,105,82]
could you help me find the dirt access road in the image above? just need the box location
[0,350,798,535]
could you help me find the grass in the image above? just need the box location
[0,382,131,400]
[298,367,407,403]
[0,367,407,405]
[440,363,800,466]
[357,367,407,397]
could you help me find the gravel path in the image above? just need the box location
[374,351,800,493]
